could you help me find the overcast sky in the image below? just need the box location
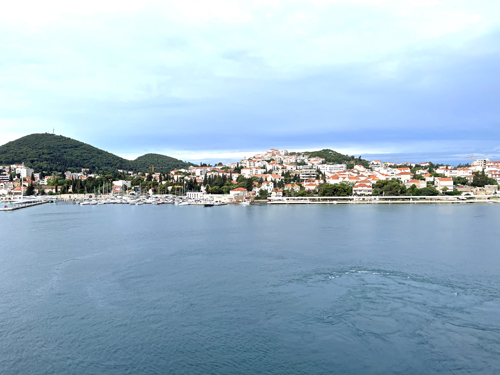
[1,0,499,164]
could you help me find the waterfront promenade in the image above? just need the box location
[266,195,499,204]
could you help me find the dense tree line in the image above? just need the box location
[471,170,498,187]
[305,149,370,169]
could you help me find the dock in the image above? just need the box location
[0,199,48,211]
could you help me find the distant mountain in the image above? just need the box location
[133,153,195,173]
[0,133,194,173]
[304,149,370,168]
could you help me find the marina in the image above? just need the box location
[1,193,499,211]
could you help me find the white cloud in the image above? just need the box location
[1,0,500,159]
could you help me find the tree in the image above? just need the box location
[445,189,462,196]
[26,183,35,196]
[413,187,439,196]
[245,177,253,192]
[372,179,407,196]
[258,189,268,199]
[472,170,498,187]
[407,184,419,196]
[318,182,352,196]
[209,186,222,194]
[296,189,307,197]
[453,177,469,186]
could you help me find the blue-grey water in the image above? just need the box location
[1,203,499,374]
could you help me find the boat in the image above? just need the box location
[204,202,214,207]
[80,199,90,206]
[240,197,251,206]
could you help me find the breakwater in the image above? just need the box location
[0,199,48,211]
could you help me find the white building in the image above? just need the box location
[353,183,373,195]
[241,168,253,178]
[261,181,274,193]
[473,159,489,169]
[113,180,131,188]
[299,167,318,180]
[318,164,347,173]
[230,187,248,197]
[434,178,454,191]
[186,191,205,199]
[16,166,34,179]
[405,180,426,189]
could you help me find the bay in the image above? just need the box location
[1,203,499,374]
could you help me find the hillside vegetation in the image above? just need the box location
[0,133,194,173]
[305,149,370,168]
[133,153,194,173]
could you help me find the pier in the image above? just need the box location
[0,199,49,211]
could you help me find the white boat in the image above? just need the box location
[135,200,144,206]
[240,197,251,206]
[80,200,90,206]
[178,201,190,206]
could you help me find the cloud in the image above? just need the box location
[1,0,500,165]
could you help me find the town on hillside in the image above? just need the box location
[0,149,499,200]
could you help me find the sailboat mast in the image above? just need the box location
[21,163,24,200]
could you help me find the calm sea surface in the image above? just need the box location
[1,203,499,374]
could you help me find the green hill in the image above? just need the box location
[0,133,193,173]
[304,149,370,168]
[133,153,195,173]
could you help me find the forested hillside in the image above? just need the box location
[133,153,195,173]
[305,149,370,168]
[0,133,193,173]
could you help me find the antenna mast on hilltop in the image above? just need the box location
[53,127,55,135]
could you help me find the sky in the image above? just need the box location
[1,0,500,165]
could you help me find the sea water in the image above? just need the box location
[1,203,499,374]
